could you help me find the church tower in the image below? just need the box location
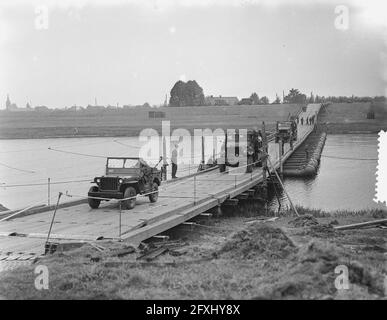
[6,94,11,110]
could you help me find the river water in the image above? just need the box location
[0,134,385,212]
[0,135,227,209]
[269,133,386,212]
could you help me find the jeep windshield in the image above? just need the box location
[107,158,142,169]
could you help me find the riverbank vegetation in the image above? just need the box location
[0,207,385,300]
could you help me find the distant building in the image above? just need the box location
[205,95,239,106]
[86,105,105,111]
[68,105,83,111]
[5,95,11,110]
[5,94,18,111]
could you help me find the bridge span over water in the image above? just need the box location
[0,104,321,259]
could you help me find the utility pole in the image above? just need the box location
[162,136,168,180]
[279,139,284,176]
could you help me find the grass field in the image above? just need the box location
[0,104,302,139]
[0,207,385,300]
[319,102,387,133]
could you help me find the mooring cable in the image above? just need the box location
[0,161,36,174]
[47,147,108,158]
[321,154,378,161]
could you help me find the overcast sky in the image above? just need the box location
[0,0,386,108]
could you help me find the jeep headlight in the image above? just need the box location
[95,178,101,184]
[118,178,123,184]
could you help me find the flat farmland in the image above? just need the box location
[0,104,302,139]
[319,102,387,133]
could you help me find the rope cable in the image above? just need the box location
[321,154,378,161]
[0,161,36,174]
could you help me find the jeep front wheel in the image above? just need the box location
[88,186,101,209]
[123,186,137,210]
[149,182,159,203]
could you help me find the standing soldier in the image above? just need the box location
[246,143,254,173]
[219,140,226,172]
[301,117,304,125]
[257,130,263,166]
[305,146,309,161]
[171,143,178,179]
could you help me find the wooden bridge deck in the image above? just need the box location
[0,104,321,257]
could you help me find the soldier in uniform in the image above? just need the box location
[171,143,178,179]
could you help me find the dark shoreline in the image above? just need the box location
[323,122,387,134]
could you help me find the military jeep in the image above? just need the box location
[88,157,162,210]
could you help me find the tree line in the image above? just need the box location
[168,80,386,107]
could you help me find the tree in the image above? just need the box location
[250,92,259,105]
[283,88,307,104]
[259,96,270,105]
[273,93,281,104]
[309,92,315,103]
[169,80,205,107]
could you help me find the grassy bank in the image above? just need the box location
[0,207,385,300]
[0,104,301,139]
[319,102,387,133]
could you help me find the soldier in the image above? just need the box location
[246,144,254,173]
[257,130,263,165]
[257,130,263,148]
[171,143,178,179]
[301,117,304,125]
[305,146,309,161]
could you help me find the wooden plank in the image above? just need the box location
[122,198,219,246]
[5,254,23,261]
[334,219,387,230]
[0,253,11,261]
[15,253,38,261]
